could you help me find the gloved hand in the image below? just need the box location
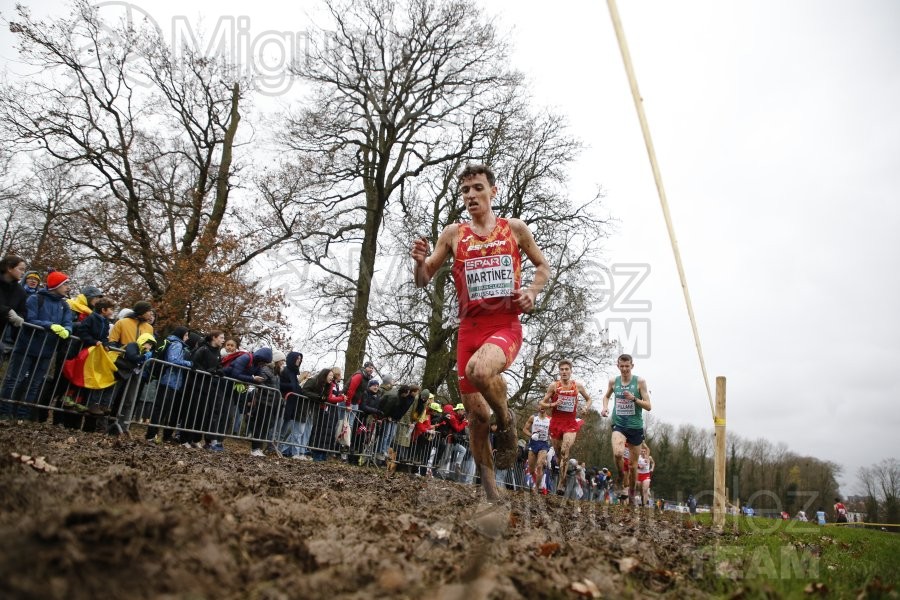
[7,309,24,328]
[234,383,247,393]
[531,432,540,441]
[143,351,154,362]
[49,324,70,339]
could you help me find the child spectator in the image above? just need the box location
[21,270,41,295]
[67,286,104,323]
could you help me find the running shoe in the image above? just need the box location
[493,411,518,470]
[250,448,265,457]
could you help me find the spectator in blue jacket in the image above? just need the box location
[1,271,72,419]
[145,327,193,444]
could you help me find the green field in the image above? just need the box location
[690,515,899,598]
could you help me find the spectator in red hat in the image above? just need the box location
[1,270,72,419]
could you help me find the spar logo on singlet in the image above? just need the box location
[464,255,514,300]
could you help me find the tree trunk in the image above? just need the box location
[420,266,455,396]
[344,186,383,375]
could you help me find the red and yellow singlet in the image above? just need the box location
[452,218,522,318]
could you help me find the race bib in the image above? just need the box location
[557,393,576,412]
[615,394,635,416]
[464,255,515,300]
[532,417,550,441]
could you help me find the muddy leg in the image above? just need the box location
[463,393,501,502]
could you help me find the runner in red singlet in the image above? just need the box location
[539,359,592,491]
[411,164,550,502]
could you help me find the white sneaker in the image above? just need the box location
[250,448,265,457]
[291,453,304,460]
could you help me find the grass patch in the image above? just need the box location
[688,514,899,598]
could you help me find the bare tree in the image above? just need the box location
[0,1,301,337]
[283,0,521,376]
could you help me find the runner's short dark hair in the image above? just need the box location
[458,163,496,186]
[558,358,573,368]
[617,354,633,364]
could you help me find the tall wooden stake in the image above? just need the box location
[713,376,727,529]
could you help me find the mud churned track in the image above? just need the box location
[0,422,719,599]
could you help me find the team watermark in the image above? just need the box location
[71,1,333,96]
[585,261,652,359]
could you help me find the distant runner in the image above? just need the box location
[522,405,551,495]
[540,359,592,494]
[601,354,652,504]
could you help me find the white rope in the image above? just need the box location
[606,0,715,420]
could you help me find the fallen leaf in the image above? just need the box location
[570,579,601,598]
[538,542,561,557]
[10,452,58,473]
[618,556,640,573]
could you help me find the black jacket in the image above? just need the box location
[192,342,222,374]
[280,351,303,419]
[0,275,27,334]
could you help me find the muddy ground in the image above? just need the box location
[0,421,723,599]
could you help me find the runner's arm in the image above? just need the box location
[600,378,615,417]
[577,382,592,412]
[510,218,550,312]
[522,415,534,438]
[635,377,652,411]
[538,382,557,409]
[411,224,456,287]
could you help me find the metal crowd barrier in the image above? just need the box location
[0,321,116,423]
[131,359,284,448]
[0,323,532,488]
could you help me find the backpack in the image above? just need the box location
[221,350,252,371]
[154,338,171,361]
[380,389,400,417]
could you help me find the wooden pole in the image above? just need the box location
[713,376,727,529]
[606,0,715,418]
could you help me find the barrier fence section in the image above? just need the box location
[0,321,119,424]
[1,323,532,490]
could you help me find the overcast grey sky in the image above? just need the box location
[481,0,900,495]
[2,0,898,494]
